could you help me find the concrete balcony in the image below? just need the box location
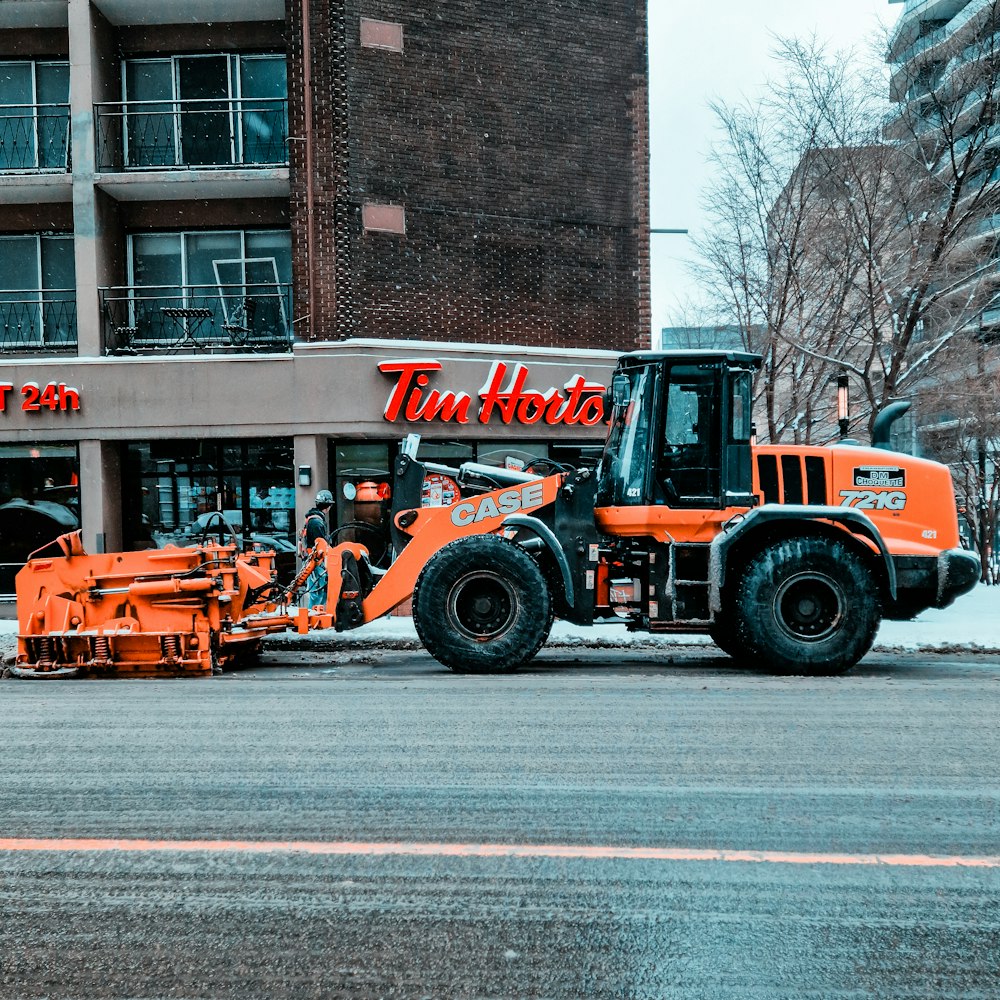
[100,283,293,356]
[95,98,288,170]
[89,0,283,26]
[888,0,970,60]
[93,98,289,200]
[0,106,72,201]
[889,0,994,101]
[94,168,289,202]
[0,105,71,171]
[0,291,77,355]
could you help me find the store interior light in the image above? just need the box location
[298,465,312,487]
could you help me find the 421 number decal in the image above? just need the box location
[839,489,906,511]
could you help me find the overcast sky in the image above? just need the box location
[647,0,903,343]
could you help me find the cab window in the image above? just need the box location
[656,365,721,506]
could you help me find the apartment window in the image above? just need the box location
[0,234,76,351]
[131,228,291,291]
[0,61,70,171]
[103,229,292,352]
[117,54,287,168]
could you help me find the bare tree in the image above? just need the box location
[692,43,862,443]
[919,343,1000,582]
[694,17,1000,443]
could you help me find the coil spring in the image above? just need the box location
[93,635,111,662]
[34,636,54,667]
[161,635,180,661]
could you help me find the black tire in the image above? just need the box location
[732,536,880,675]
[413,535,551,673]
[709,619,752,662]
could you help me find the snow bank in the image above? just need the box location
[2,584,997,669]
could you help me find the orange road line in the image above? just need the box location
[0,838,998,868]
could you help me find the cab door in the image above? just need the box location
[653,364,723,508]
[652,363,756,511]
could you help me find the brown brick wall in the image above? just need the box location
[287,0,649,350]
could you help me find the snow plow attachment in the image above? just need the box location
[13,531,313,678]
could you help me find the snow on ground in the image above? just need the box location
[1,584,998,666]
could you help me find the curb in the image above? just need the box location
[263,635,1000,656]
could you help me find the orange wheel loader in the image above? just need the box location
[14,351,979,679]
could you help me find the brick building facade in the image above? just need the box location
[286,0,650,347]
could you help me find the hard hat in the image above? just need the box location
[314,489,334,505]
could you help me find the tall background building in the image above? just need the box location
[887,0,1000,336]
[0,0,649,594]
[887,0,1000,564]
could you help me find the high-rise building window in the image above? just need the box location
[0,234,76,351]
[101,229,292,353]
[0,60,70,171]
[114,54,287,168]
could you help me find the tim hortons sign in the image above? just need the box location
[378,360,606,426]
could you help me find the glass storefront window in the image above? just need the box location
[123,438,295,580]
[0,443,79,594]
[330,438,602,518]
[330,441,394,565]
[328,437,601,569]
[477,443,550,473]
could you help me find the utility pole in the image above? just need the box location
[977,336,989,582]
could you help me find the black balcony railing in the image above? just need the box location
[100,284,293,355]
[95,98,289,171]
[0,292,77,353]
[0,105,70,171]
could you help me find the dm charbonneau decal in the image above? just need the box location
[853,466,906,488]
[840,466,907,511]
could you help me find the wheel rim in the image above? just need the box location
[772,572,844,642]
[447,570,519,642]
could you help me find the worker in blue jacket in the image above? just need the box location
[300,489,333,607]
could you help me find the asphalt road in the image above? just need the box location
[1,646,998,998]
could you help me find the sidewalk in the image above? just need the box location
[5,585,994,658]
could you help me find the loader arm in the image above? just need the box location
[352,474,564,623]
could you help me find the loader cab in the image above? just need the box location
[596,350,761,510]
